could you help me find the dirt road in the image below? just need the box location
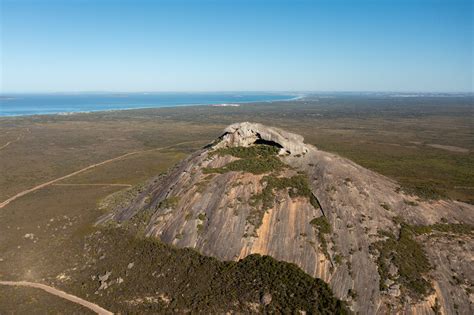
[52,183,133,187]
[0,140,204,209]
[0,280,113,315]
[0,129,30,152]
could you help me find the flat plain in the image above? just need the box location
[0,95,472,312]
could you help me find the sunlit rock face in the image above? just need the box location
[215,122,309,155]
[100,122,474,315]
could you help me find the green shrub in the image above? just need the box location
[347,289,358,300]
[160,196,180,209]
[411,222,473,235]
[197,223,204,233]
[72,227,349,314]
[334,254,343,265]
[310,216,332,260]
[403,200,419,206]
[204,156,285,175]
[247,174,318,231]
[399,183,446,200]
[211,145,280,159]
[195,180,211,193]
[204,145,286,175]
[310,216,331,234]
[251,175,314,210]
[371,223,432,299]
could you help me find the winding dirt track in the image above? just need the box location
[0,139,17,151]
[0,280,113,315]
[0,140,203,209]
[0,128,30,152]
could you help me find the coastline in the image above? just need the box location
[0,94,304,118]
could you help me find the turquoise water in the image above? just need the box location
[0,92,297,116]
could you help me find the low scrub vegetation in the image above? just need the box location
[411,222,473,235]
[310,216,331,260]
[371,223,432,299]
[251,175,313,210]
[399,183,446,200]
[203,145,286,175]
[159,196,180,209]
[69,228,349,314]
[98,182,147,213]
[211,145,280,159]
[247,174,318,231]
[203,157,285,175]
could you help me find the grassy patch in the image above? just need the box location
[403,199,419,206]
[247,174,317,231]
[211,145,280,158]
[196,223,204,233]
[203,145,285,175]
[310,216,332,260]
[370,223,432,299]
[159,196,180,209]
[203,157,285,175]
[251,175,314,210]
[98,183,147,213]
[310,216,331,234]
[195,180,210,193]
[399,183,446,200]
[411,222,473,235]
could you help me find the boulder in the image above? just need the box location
[216,122,309,155]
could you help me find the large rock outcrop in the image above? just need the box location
[214,122,309,155]
[99,122,474,314]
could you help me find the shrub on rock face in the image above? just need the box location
[204,145,286,175]
[371,223,432,299]
[310,216,331,260]
[78,229,349,314]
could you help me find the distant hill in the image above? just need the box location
[101,122,474,314]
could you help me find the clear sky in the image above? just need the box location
[1,0,472,93]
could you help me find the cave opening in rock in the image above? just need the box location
[253,138,284,149]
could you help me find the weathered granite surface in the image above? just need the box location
[215,122,308,155]
[100,123,474,314]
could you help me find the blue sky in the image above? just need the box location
[1,0,472,92]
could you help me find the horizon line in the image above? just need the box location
[1,90,472,95]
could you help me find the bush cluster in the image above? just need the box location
[411,222,473,235]
[247,175,316,230]
[203,145,286,175]
[71,228,349,314]
[159,196,180,209]
[371,223,432,299]
[310,216,331,259]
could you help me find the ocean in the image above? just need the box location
[0,92,297,117]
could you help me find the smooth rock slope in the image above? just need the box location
[100,122,473,314]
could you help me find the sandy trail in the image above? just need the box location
[0,128,30,152]
[0,140,203,209]
[0,280,113,315]
[52,183,133,187]
[0,139,17,151]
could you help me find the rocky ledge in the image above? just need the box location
[214,122,309,155]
